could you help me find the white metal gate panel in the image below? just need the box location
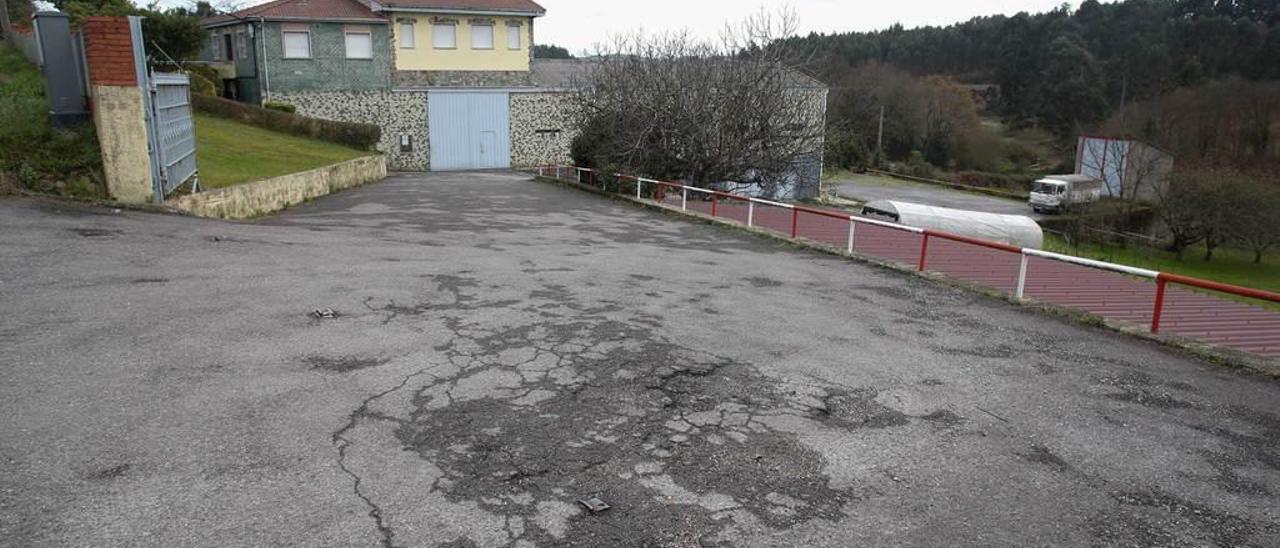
[130,16,198,201]
[428,92,510,171]
[150,72,198,196]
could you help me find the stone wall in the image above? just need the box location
[272,90,428,171]
[168,155,386,219]
[393,70,531,88]
[509,92,577,167]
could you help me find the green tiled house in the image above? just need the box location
[201,0,391,103]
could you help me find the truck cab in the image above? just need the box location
[1030,174,1102,214]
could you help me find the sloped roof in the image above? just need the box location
[203,0,385,27]
[377,0,546,15]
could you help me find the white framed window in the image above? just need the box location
[282,29,311,59]
[471,23,494,50]
[345,30,372,59]
[506,25,521,50]
[236,31,247,59]
[211,34,220,60]
[432,23,456,49]
[399,22,415,49]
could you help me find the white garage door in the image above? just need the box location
[428,91,511,171]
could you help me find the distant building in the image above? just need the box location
[1075,136,1173,203]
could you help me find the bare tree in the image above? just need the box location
[1226,174,1280,264]
[570,8,825,198]
[1151,169,1208,260]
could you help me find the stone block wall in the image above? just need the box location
[393,70,532,88]
[272,90,428,171]
[509,92,577,167]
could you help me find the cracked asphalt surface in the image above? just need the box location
[2,171,1279,547]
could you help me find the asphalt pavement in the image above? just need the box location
[832,173,1044,219]
[1,171,1277,547]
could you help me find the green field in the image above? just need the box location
[194,113,372,189]
[1046,235,1280,293]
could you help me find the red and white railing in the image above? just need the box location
[536,164,1280,351]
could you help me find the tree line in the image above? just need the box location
[783,0,1279,137]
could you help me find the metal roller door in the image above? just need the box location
[428,91,511,171]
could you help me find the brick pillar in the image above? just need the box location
[82,16,154,204]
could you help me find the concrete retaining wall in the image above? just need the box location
[168,155,386,219]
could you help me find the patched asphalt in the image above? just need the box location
[1,171,1278,547]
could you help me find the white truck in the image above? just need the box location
[1029,174,1104,214]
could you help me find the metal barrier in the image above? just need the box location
[535,165,1280,357]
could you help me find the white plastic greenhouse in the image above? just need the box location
[860,200,1044,249]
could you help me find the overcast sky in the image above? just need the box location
[533,0,1084,53]
[173,0,1093,53]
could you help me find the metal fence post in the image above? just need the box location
[1015,253,1029,300]
[711,193,718,217]
[791,208,799,239]
[636,177,642,199]
[846,219,856,254]
[917,233,930,271]
[1151,277,1167,333]
[747,201,755,227]
[681,187,687,210]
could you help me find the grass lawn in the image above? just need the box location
[1045,234,1280,293]
[194,113,372,189]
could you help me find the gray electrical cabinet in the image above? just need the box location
[33,11,89,126]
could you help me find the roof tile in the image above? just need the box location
[377,0,545,15]
[204,0,385,26]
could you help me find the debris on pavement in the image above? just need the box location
[312,308,337,319]
[578,496,611,514]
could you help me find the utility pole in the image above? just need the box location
[875,104,885,167]
[1117,74,1128,129]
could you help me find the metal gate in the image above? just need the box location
[428,91,511,171]
[148,73,198,197]
[129,17,198,201]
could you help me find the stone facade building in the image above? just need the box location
[200,0,828,197]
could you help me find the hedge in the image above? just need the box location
[263,101,297,113]
[192,94,380,151]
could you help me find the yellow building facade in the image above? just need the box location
[390,14,533,72]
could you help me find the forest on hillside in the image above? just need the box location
[789,0,1278,264]
[785,0,1278,136]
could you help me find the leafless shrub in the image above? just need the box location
[570,8,824,196]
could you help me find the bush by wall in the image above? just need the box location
[193,94,379,151]
[263,101,296,113]
[183,64,223,96]
[951,171,1037,192]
